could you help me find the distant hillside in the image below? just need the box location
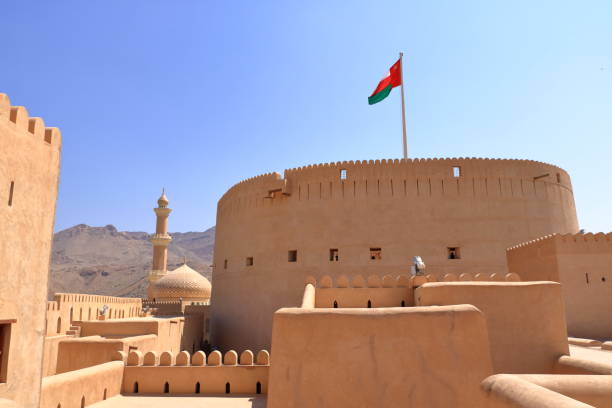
[49,224,215,299]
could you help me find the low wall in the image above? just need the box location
[42,335,71,376]
[55,335,157,374]
[481,374,593,408]
[416,282,569,374]
[46,293,142,336]
[40,361,123,408]
[267,305,493,408]
[122,350,269,395]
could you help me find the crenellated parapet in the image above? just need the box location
[305,273,521,289]
[218,158,575,215]
[118,349,270,395]
[0,93,62,148]
[508,232,612,253]
[46,293,143,336]
[304,273,521,309]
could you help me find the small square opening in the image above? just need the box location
[370,248,382,260]
[246,257,254,266]
[288,250,297,262]
[340,169,347,180]
[329,248,339,262]
[447,247,460,260]
[453,167,461,177]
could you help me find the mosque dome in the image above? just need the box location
[152,264,211,301]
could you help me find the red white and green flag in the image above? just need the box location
[368,58,402,105]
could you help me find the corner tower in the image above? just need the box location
[148,190,172,299]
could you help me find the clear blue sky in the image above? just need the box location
[2,1,611,233]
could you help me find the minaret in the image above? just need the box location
[147,189,172,299]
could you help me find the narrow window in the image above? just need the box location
[401,300,406,307]
[57,404,61,408]
[329,249,339,262]
[164,382,169,393]
[256,381,262,394]
[453,167,461,177]
[340,169,347,180]
[367,300,372,308]
[370,248,382,260]
[288,250,297,262]
[0,324,11,383]
[195,382,200,394]
[103,389,107,400]
[246,257,253,266]
[80,397,85,408]
[447,247,460,260]
[556,173,561,183]
[133,382,139,393]
[333,300,338,308]
[224,259,228,269]
[56,318,61,334]
[225,382,231,394]
[585,273,590,284]
[8,181,14,206]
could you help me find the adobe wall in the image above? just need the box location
[45,293,142,336]
[211,158,579,350]
[55,334,157,374]
[415,282,569,374]
[0,94,61,408]
[40,361,123,408]
[507,233,612,339]
[267,305,493,408]
[121,349,269,395]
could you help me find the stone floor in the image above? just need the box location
[89,395,266,408]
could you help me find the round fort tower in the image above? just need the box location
[210,158,579,351]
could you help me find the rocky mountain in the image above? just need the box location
[49,224,215,299]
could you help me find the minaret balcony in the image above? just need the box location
[151,233,172,245]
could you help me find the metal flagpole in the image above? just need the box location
[399,52,408,159]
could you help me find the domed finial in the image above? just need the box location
[157,188,169,208]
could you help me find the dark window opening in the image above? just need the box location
[370,248,382,260]
[447,247,460,260]
[164,382,169,393]
[602,277,606,282]
[224,259,228,269]
[103,389,107,400]
[246,257,253,266]
[195,382,201,394]
[367,300,372,308]
[256,381,262,394]
[8,181,14,206]
[80,397,85,408]
[225,382,231,394]
[288,250,297,262]
[56,318,61,334]
[133,382,139,393]
[453,167,461,177]
[333,300,338,308]
[556,173,561,183]
[0,323,11,383]
[401,300,406,307]
[57,404,61,408]
[340,169,347,180]
[330,249,339,262]
[585,273,590,284]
